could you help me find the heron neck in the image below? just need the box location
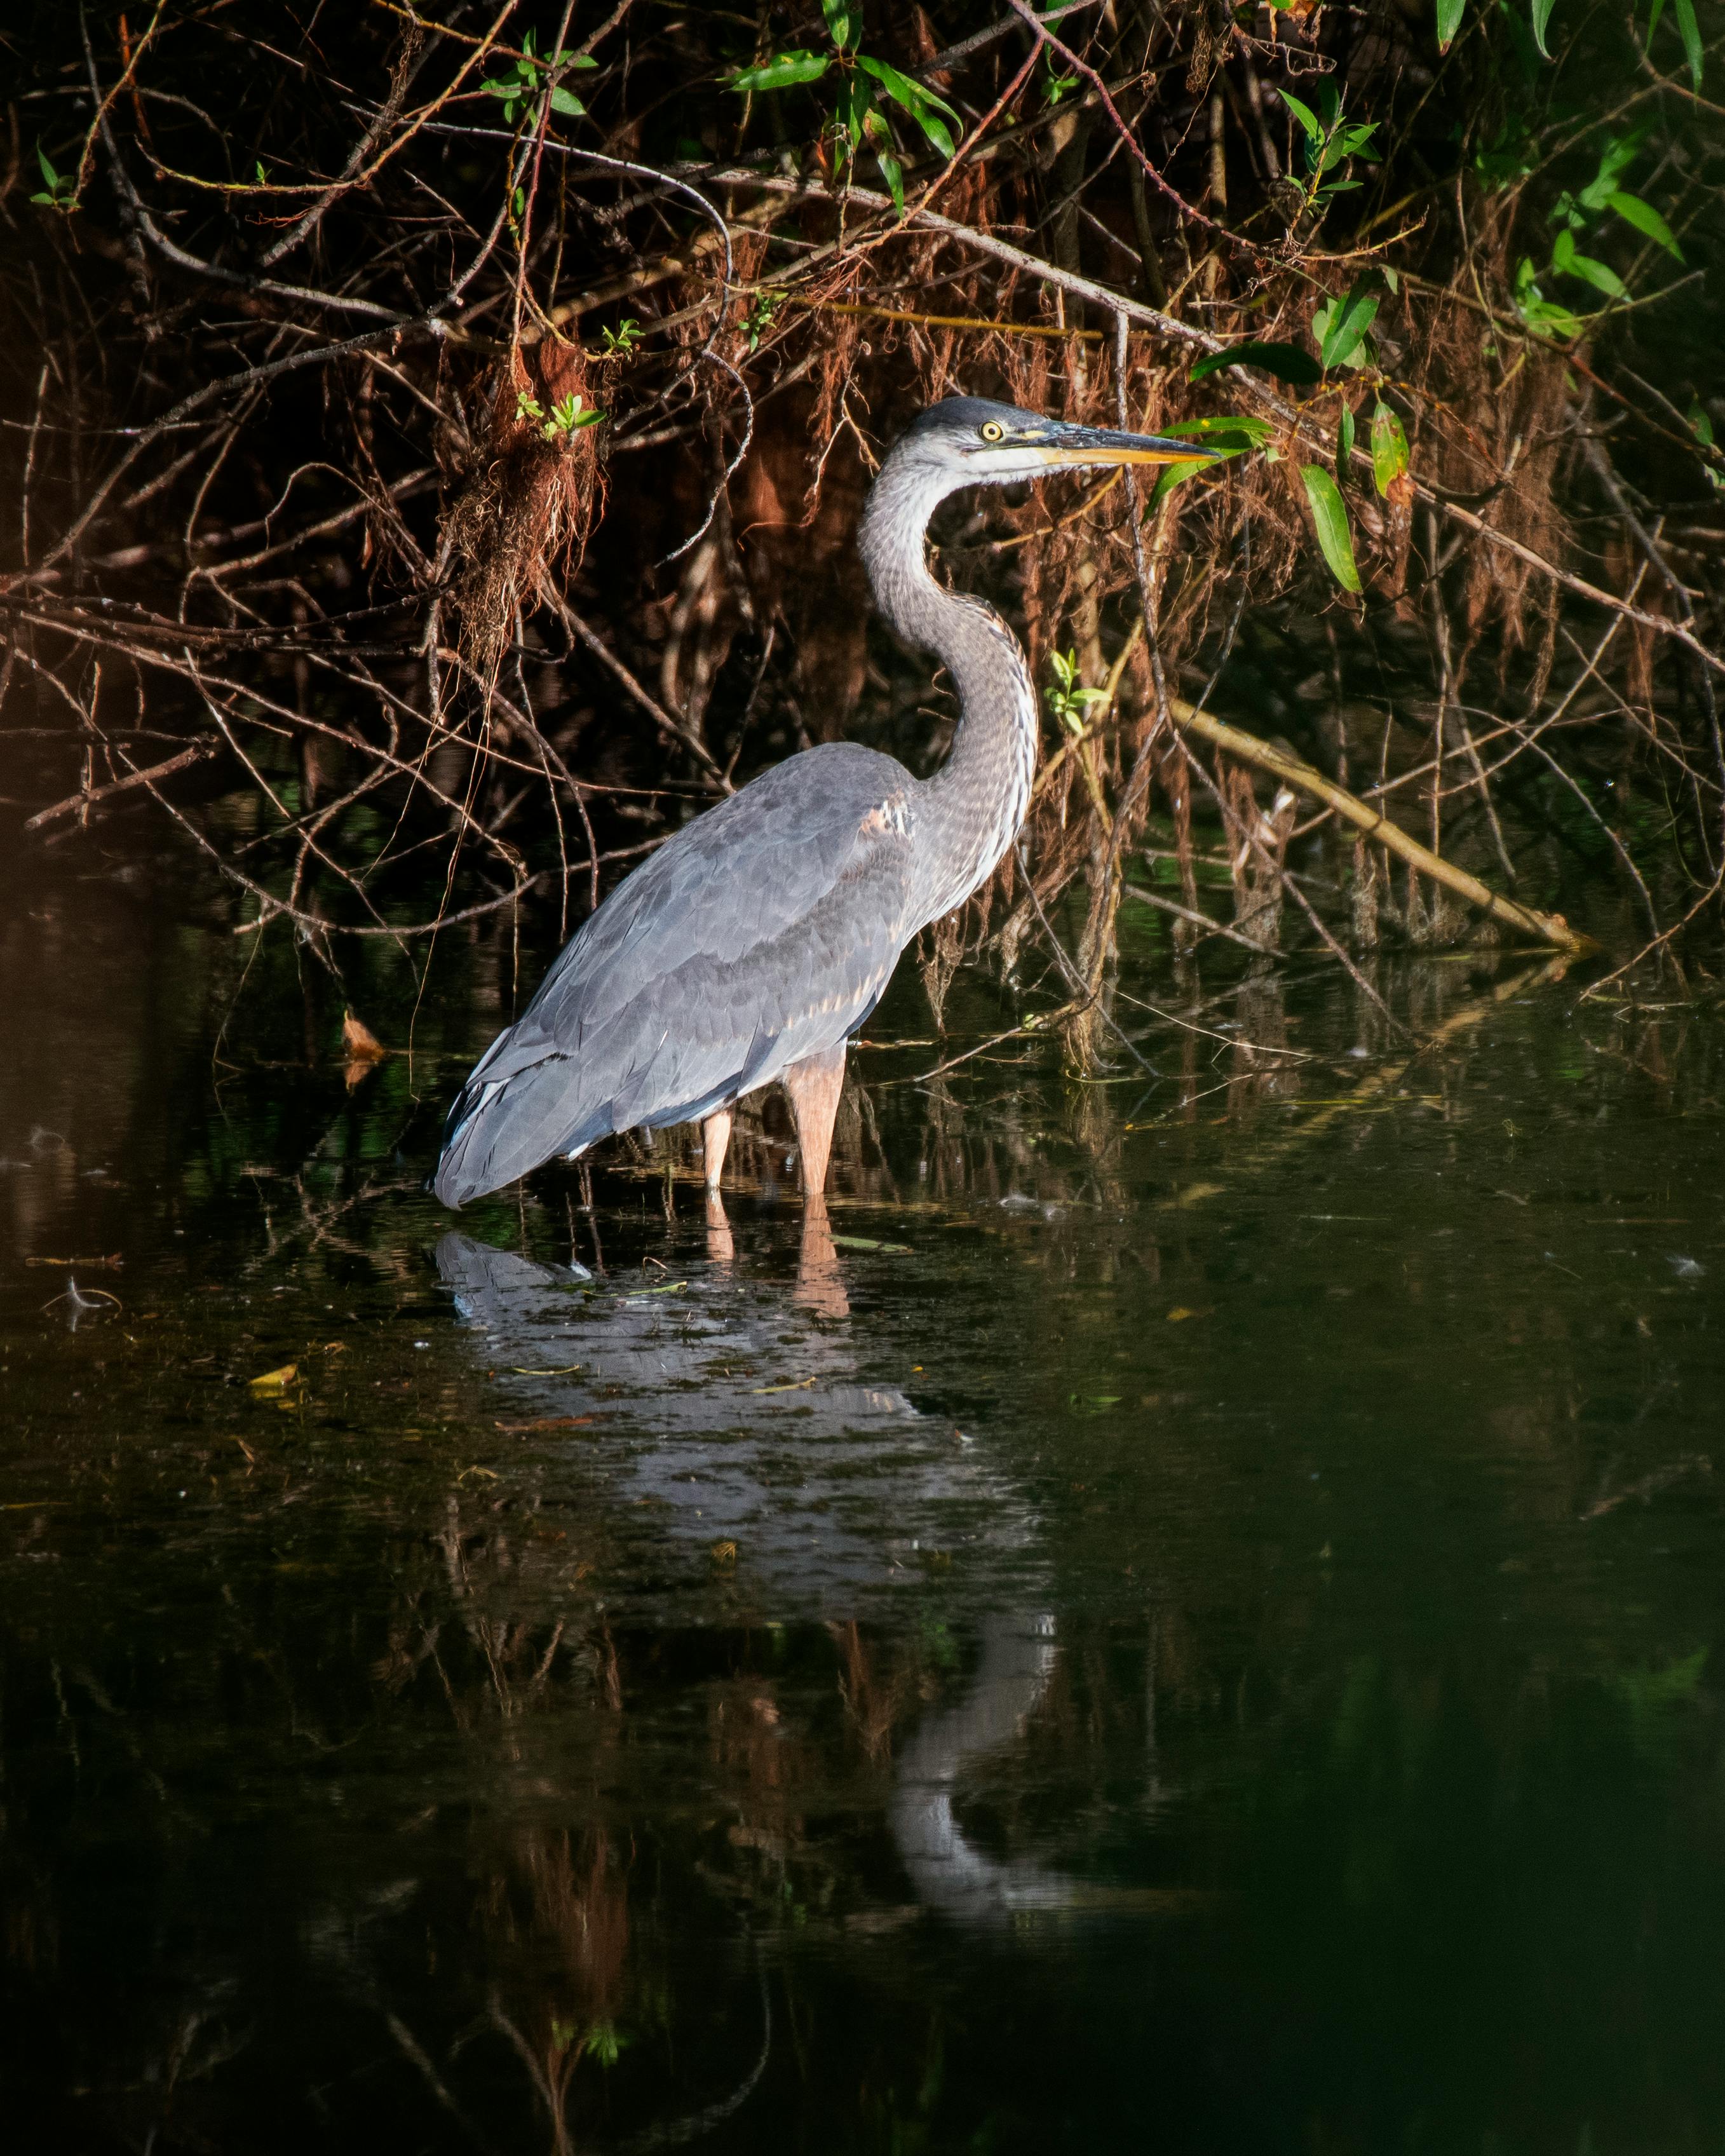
[859,464,1038,928]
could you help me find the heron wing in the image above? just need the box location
[435,745,917,1204]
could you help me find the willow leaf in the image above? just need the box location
[730,51,829,92]
[1673,0,1703,86]
[1300,464,1363,592]
[1370,402,1409,495]
[1606,189,1682,259]
[1189,341,1322,386]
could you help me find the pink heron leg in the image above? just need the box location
[783,1048,851,1313]
[793,1196,849,1320]
[701,1109,735,1263]
[701,1108,732,1190]
[781,1045,846,1199]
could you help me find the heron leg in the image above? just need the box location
[781,1044,846,1198]
[794,1195,849,1320]
[704,1185,734,1267]
[701,1108,732,1190]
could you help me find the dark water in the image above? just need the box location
[3,848,1723,2155]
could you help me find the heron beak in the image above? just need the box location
[1030,424,1223,469]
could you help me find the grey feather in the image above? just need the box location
[435,747,915,1204]
[433,395,1203,1208]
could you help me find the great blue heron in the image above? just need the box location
[433,395,1206,1213]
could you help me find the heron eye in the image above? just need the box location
[979,421,1005,443]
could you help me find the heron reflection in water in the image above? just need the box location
[436,1231,1107,1924]
[433,398,1209,1252]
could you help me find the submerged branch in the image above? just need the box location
[1168,698,1597,956]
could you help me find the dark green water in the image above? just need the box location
[3,851,1723,2153]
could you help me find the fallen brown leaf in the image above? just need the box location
[341,1010,388,1062]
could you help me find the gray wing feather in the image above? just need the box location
[434,745,916,1205]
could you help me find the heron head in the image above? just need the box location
[895,395,1220,487]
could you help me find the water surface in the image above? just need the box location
[3,849,1722,2153]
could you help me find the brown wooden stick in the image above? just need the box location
[1166,696,1597,955]
[25,736,220,831]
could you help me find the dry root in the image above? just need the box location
[445,341,607,681]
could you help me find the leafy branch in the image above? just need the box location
[1275,81,1381,217]
[1515,129,1684,338]
[516,390,605,444]
[1046,649,1110,738]
[30,145,77,210]
[729,0,958,212]
[482,27,597,127]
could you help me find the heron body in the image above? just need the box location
[433,396,1205,1210]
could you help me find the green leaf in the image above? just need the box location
[1276,88,1322,141]
[1566,253,1626,298]
[1688,397,1714,451]
[1162,414,1275,447]
[1513,255,1585,338]
[1529,0,1556,57]
[1606,189,1682,259]
[1495,0,1541,81]
[1316,284,1379,370]
[1337,400,1356,473]
[1437,0,1467,48]
[855,54,959,158]
[834,73,874,155]
[548,84,586,117]
[1578,128,1647,210]
[1320,121,1379,172]
[876,147,905,213]
[36,145,60,189]
[1149,459,1218,509]
[1331,121,1382,164]
[1672,0,1703,86]
[1370,400,1409,494]
[1189,340,1322,386]
[1552,226,1625,297]
[729,50,830,92]
[821,0,859,51]
[1299,464,1363,592]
